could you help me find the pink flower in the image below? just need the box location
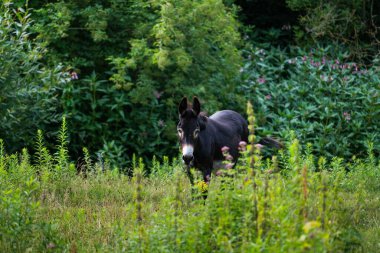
[70,71,78,80]
[257,77,266,84]
[216,170,223,176]
[255,144,264,150]
[225,154,233,161]
[225,163,233,169]
[343,112,351,121]
[239,141,247,151]
[221,146,230,152]
[265,94,272,100]
[153,90,163,99]
[239,141,247,147]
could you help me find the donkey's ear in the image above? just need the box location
[192,97,201,116]
[178,97,188,116]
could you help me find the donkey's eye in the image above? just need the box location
[193,128,200,138]
[177,128,183,138]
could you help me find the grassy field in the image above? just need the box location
[0,131,379,252]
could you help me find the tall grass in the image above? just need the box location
[0,113,379,252]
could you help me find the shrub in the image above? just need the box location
[0,141,65,252]
[0,3,69,153]
[60,0,243,164]
[240,45,380,159]
[286,0,380,61]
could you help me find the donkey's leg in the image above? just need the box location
[203,168,212,184]
[201,164,213,200]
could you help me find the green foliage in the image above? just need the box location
[0,141,64,252]
[286,0,380,61]
[109,0,241,104]
[45,0,243,163]
[1,119,379,252]
[0,3,69,153]
[240,45,380,159]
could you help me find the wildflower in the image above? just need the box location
[158,120,165,127]
[46,242,56,249]
[257,77,266,84]
[239,141,247,147]
[196,181,208,193]
[225,154,233,161]
[239,141,247,151]
[216,170,223,176]
[70,71,78,80]
[221,146,229,153]
[153,90,163,99]
[239,67,244,73]
[255,143,264,150]
[343,112,351,121]
[265,94,272,100]
[225,163,233,169]
[302,56,307,62]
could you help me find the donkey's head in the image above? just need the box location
[177,97,204,165]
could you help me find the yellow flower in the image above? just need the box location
[303,221,321,233]
[196,181,208,193]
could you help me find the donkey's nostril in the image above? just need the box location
[182,155,194,164]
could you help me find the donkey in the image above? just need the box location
[177,97,282,186]
[177,97,249,185]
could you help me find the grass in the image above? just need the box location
[0,112,379,252]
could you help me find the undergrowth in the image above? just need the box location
[0,106,379,252]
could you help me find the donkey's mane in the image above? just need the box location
[198,112,208,130]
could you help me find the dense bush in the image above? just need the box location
[56,0,243,165]
[240,45,380,159]
[2,0,380,165]
[286,0,380,61]
[0,3,69,153]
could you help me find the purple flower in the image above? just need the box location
[257,77,266,84]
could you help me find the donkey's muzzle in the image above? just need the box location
[182,154,194,165]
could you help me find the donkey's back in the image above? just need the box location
[208,110,248,160]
